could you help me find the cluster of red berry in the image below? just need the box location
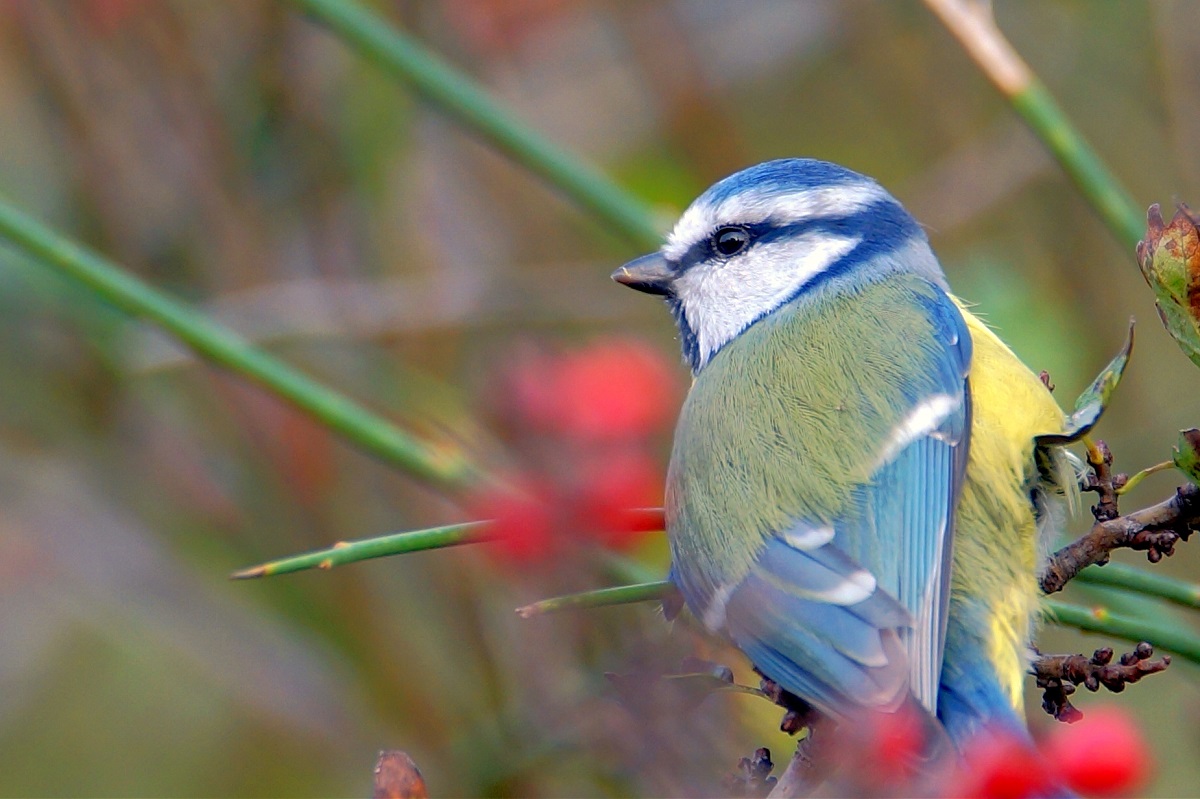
[811,700,1147,791]
[470,337,679,564]
[954,708,1150,799]
[847,704,1151,798]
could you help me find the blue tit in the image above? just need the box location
[612,159,1070,753]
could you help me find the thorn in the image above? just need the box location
[229,565,266,580]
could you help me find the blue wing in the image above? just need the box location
[718,289,972,716]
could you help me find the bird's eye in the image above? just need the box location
[712,226,751,257]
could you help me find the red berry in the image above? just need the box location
[573,451,662,549]
[469,480,557,565]
[868,706,927,784]
[497,346,562,432]
[953,730,1052,799]
[554,339,677,440]
[1045,707,1151,797]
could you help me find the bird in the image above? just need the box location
[612,158,1072,769]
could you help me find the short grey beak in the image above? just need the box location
[611,252,674,296]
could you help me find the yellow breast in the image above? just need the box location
[951,300,1067,708]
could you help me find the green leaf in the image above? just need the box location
[1137,204,1200,368]
[1035,320,1133,446]
[1172,428,1200,486]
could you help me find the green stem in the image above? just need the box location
[231,521,488,579]
[924,0,1144,251]
[1073,562,1200,610]
[0,197,473,491]
[1043,599,1200,666]
[515,580,673,618]
[290,0,663,251]
[1116,460,1174,495]
[1010,80,1144,250]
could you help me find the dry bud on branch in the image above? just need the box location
[1040,482,1200,593]
[1032,643,1170,723]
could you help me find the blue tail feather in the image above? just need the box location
[937,653,1030,747]
[938,612,1078,799]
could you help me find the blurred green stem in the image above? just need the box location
[0,196,473,491]
[516,580,673,618]
[1011,82,1144,249]
[1073,562,1200,610]
[290,0,663,251]
[924,0,1144,249]
[231,522,488,579]
[520,582,1200,669]
[1043,600,1200,666]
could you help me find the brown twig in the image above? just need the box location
[757,673,819,735]
[1083,439,1123,522]
[766,735,827,799]
[1026,435,1189,725]
[1040,482,1200,594]
[1032,644,1170,723]
[726,748,778,798]
[750,674,832,798]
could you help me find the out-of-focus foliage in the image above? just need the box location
[1138,204,1200,368]
[1172,429,1200,486]
[0,1,1197,796]
[1035,323,1132,446]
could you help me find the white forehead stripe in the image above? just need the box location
[874,393,961,468]
[663,181,889,261]
[677,231,862,369]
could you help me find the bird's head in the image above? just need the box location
[613,158,946,372]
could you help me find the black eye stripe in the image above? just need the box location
[672,201,915,274]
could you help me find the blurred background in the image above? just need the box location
[0,0,1197,796]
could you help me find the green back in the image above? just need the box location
[666,274,959,590]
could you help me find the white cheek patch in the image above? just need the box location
[663,181,887,262]
[676,232,862,368]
